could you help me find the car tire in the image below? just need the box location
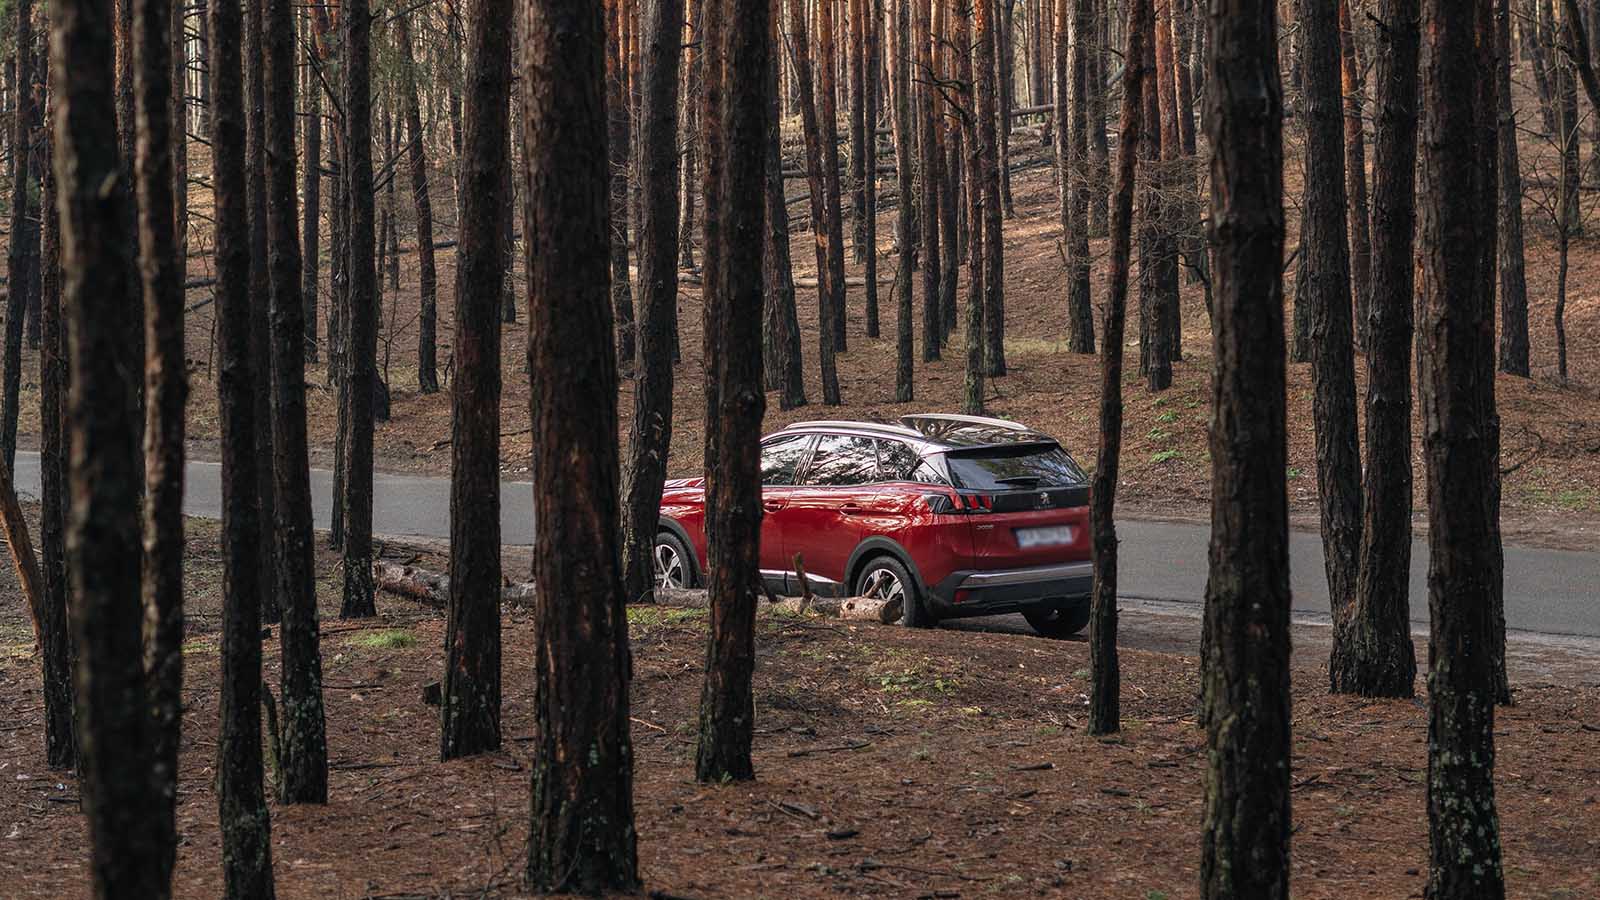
[1023,601,1092,639]
[855,555,930,628]
[653,531,696,590]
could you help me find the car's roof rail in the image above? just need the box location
[898,413,1032,432]
[777,419,924,438]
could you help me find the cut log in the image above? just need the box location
[807,595,904,624]
[372,560,538,608]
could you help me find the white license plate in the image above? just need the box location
[1015,525,1074,548]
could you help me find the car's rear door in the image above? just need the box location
[781,433,878,594]
[943,443,1091,570]
[757,434,814,593]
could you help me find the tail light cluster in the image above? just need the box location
[922,492,993,514]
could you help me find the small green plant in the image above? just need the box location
[1287,466,1303,481]
[1151,449,1183,464]
[1155,410,1179,424]
[1147,891,1170,900]
[354,629,416,650]
[1146,428,1172,442]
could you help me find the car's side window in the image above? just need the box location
[760,435,813,486]
[803,435,880,486]
[877,440,945,485]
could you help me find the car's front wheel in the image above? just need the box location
[855,556,928,628]
[653,532,695,590]
[1023,601,1092,639]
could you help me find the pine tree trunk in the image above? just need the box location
[55,0,168,886]
[1304,0,1363,650]
[36,53,76,772]
[680,0,700,271]
[1336,0,1420,699]
[608,0,637,370]
[763,0,807,407]
[210,0,278,889]
[697,0,769,784]
[849,0,869,260]
[1089,0,1147,736]
[134,0,187,876]
[787,0,842,404]
[246,0,280,626]
[340,0,377,619]
[622,0,687,609]
[863,0,882,336]
[1497,0,1530,376]
[1200,1,1290,894]
[441,0,511,761]
[818,0,850,351]
[1086,0,1108,235]
[1063,0,1093,353]
[521,0,639,887]
[395,15,439,394]
[2,0,35,472]
[917,0,943,360]
[891,0,916,402]
[302,47,321,364]
[1417,1,1508,895]
[1339,0,1373,350]
[958,0,985,412]
[976,0,1006,376]
[997,0,1016,215]
[265,0,327,802]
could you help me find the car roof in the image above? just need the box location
[772,413,1057,451]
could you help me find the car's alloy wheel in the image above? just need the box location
[859,567,905,604]
[653,539,687,590]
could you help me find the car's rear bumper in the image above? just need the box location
[925,560,1094,619]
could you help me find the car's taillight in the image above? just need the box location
[953,589,972,604]
[922,492,962,515]
[958,493,994,512]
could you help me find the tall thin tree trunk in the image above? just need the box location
[521,0,640,888]
[3,0,36,472]
[818,0,849,350]
[763,0,806,407]
[891,0,916,401]
[788,0,842,404]
[210,0,278,889]
[134,0,187,877]
[958,0,985,412]
[266,0,327,802]
[246,0,280,626]
[849,0,869,261]
[396,15,439,394]
[622,0,686,608]
[1088,0,1147,736]
[340,0,377,619]
[1200,0,1290,894]
[1339,0,1373,349]
[863,0,882,336]
[976,0,1006,376]
[302,45,321,364]
[441,0,511,761]
[1304,0,1363,653]
[917,0,943,360]
[1417,1,1507,896]
[997,0,1016,216]
[1497,0,1530,377]
[54,0,168,887]
[608,0,637,370]
[1335,0,1419,698]
[1062,0,1093,353]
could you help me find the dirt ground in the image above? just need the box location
[1,520,1597,899]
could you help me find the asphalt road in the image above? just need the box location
[13,451,1598,639]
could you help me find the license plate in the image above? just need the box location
[1015,525,1074,548]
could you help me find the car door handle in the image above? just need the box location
[840,502,863,515]
[763,500,787,512]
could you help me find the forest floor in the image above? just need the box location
[14,138,1600,546]
[1,521,1598,899]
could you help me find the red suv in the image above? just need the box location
[654,414,1094,637]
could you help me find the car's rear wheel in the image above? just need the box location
[855,556,928,628]
[1023,601,1092,639]
[653,532,695,590]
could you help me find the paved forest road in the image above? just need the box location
[13,451,1598,640]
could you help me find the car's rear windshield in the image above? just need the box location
[943,443,1087,491]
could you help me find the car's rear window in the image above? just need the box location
[943,444,1087,491]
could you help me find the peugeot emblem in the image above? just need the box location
[1037,491,1052,508]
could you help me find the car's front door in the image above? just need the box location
[757,434,814,594]
[782,434,880,595]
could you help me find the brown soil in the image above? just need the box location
[1,523,1597,899]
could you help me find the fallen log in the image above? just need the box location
[372,560,537,608]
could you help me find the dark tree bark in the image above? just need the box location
[957,0,985,413]
[246,0,280,627]
[4,0,37,472]
[1303,0,1363,656]
[521,0,640,887]
[1339,0,1373,349]
[763,0,806,409]
[937,0,960,340]
[171,0,186,296]
[1059,0,1093,354]
[607,0,636,370]
[302,45,320,364]
[397,13,439,395]
[1137,5,1177,392]
[1334,0,1420,699]
[622,0,685,608]
[849,0,869,260]
[1497,0,1530,377]
[1088,0,1148,736]
[976,0,1006,376]
[1417,1,1508,895]
[863,0,881,335]
[891,0,916,402]
[441,0,511,761]
[680,0,700,272]
[696,0,769,783]
[817,0,849,350]
[787,0,842,404]
[36,53,76,772]
[54,0,168,887]
[996,0,1015,215]
[212,0,278,890]
[916,0,943,361]
[340,0,377,620]
[1200,1,1290,896]
[1086,0,1108,234]
[134,0,186,876]
[265,0,327,802]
